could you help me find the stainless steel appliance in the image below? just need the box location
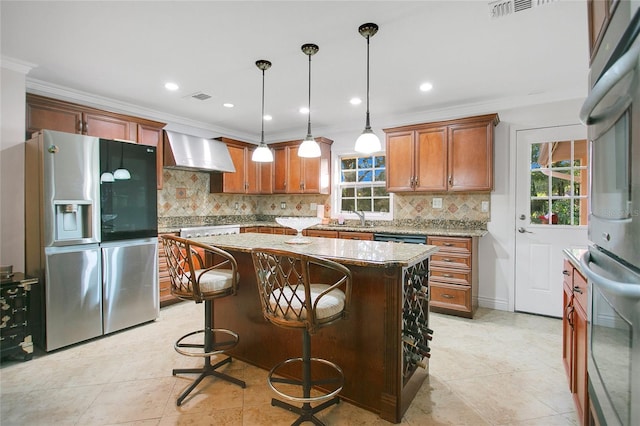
[373,233,426,244]
[579,3,640,425]
[26,130,159,351]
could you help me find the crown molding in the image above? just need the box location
[1,56,37,75]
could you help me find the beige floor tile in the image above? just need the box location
[0,302,577,425]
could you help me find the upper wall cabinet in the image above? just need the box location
[272,137,332,194]
[210,138,272,194]
[384,113,499,193]
[587,0,615,64]
[26,94,166,189]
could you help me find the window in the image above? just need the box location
[337,154,391,218]
[529,139,588,226]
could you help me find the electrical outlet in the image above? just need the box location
[310,203,317,211]
[280,202,286,209]
[432,198,443,209]
[481,201,490,212]
[234,202,239,210]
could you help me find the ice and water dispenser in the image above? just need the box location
[53,201,93,242]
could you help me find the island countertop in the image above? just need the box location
[195,232,438,268]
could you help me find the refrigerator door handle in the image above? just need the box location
[581,251,640,299]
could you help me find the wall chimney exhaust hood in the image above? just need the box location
[163,130,236,173]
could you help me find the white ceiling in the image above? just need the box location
[1,0,589,143]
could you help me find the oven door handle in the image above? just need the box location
[580,251,640,299]
[579,34,640,125]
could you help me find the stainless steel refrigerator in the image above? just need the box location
[26,129,159,351]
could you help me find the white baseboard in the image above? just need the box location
[477,296,510,311]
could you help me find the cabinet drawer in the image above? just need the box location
[430,282,471,313]
[573,269,588,310]
[427,236,471,253]
[430,266,470,285]
[430,252,471,269]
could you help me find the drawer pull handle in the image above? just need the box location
[443,258,453,262]
[441,294,454,299]
[563,270,570,276]
[573,286,583,294]
[443,242,453,246]
[443,274,453,278]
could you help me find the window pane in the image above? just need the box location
[356,187,371,197]
[358,170,373,182]
[374,156,385,168]
[552,199,571,225]
[358,157,373,168]
[341,187,355,197]
[375,169,386,181]
[373,187,388,196]
[341,158,356,170]
[341,199,355,211]
[356,200,372,212]
[574,139,588,166]
[551,175,572,196]
[342,170,356,182]
[551,140,572,168]
[531,143,544,168]
[530,199,549,224]
[374,198,389,212]
[530,170,549,197]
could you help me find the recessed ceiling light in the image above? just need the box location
[264,114,272,121]
[223,103,234,108]
[420,82,433,92]
[299,107,309,114]
[164,82,179,91]
[350,97,362,105]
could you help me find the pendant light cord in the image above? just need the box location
[307,53,312,137]
[261,68,265,144]
[365,34,371,130]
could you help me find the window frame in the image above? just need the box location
[332,153,393,222]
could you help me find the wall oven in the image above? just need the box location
[580,3,640,425]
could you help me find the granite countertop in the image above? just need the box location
[194,233,438,268]
[159,221,487,238]
[563,247,588,273]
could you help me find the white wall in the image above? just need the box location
[0,62,28,271]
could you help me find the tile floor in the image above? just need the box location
[0,303,579,425]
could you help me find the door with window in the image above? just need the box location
[515,125,589,317]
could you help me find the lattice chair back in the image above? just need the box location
[162,235,238,303]
[251,248,352,334]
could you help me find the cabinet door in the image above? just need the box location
[246,149,260,194]
[26,101,82,136]
[259,161,273,194]
[574,301,589,425]
[224,144,247,193]
[301,156,321,193]
[288,147,303,193]
[137,124,164,189]
[338,231,373,240]
[448,121,493,191]
[588,0,609,62]
[415,128,447,191]
[562,283,575,390]
[84,112,135,141]
[273,146,288,193]
[386,131,415,192]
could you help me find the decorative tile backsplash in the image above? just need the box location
[158,169,489,228]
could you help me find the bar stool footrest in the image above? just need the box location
[174,328,239,357]
[268,357,344,403]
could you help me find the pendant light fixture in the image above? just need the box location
[252,59,274,162]
[298,43,321,158]
[113,142,131,180]
[354,22,382,154]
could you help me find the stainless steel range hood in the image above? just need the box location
[163,130,236,173]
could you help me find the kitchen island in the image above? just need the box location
[193,232,438,423]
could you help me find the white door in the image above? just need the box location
[515,125,589,317]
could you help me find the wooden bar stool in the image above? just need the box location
[162,235,246,406]
[251,247,352,426]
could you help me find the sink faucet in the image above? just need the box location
[353,210,366,226]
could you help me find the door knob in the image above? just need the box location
[518,227,533,233]
[519,214,526,220]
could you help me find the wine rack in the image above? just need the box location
[402,259,432,383]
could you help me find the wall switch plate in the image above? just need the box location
[481,201,490,212]
[310,203,317,211]
[432,198,443,209]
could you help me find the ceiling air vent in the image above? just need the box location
[489,0,557,19]
[190,92,212,101]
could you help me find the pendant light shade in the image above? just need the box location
[252,59,274,163]
[298,43,321,158]
[355,22,382,154]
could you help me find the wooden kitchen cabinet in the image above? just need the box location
[26,94,166,188]
[210,138,272,194]
[384,114,499,193]
[562,258,589,426]
[587,0,615,64]
[428,235,478,318]
[338,231,373,240]
[272,137,332,194]
[158,232,180,307]
[304,229,339,238]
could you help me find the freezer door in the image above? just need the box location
[44,245,102,351]
[102,238,159,334]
